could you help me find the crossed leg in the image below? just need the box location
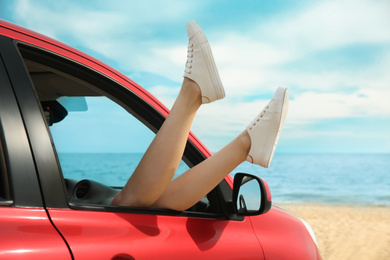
[111,78,251,210]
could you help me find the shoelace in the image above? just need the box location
[249,105,270,130]
[184,42,194,74]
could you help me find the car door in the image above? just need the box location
[5,35,265,259]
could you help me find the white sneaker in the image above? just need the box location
[246,87,289,168]
[184,20,225,104]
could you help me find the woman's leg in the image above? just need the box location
[152,130,251,211]
[152,87,289,211]
[111,78,202,207]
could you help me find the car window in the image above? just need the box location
[16,45,216,210]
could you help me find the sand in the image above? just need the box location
[276,203,390,260]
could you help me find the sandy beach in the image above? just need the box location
[276,203,390,260]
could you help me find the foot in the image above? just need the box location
[184,20,225,104]
[246,87,289,168]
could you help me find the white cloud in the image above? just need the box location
[211,35,294,95]
[258,0,390,51]
[190,0,390,113]
[128,0,390,151]
[147,85,180,109]
[13,0,390,97]
[12,0,194,79]
[10,0,390,152]
[289,89,390,123]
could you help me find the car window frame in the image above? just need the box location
[7,39,234,219]
[0,56,12,206]
[0,36,43,207]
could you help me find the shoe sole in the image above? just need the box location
[263,87,289,167]
[187,21,225,102]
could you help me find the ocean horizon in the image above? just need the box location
[58,152,390,207]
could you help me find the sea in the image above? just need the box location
[58,153,390,206]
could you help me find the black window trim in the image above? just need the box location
[0,35,43,207]
[0,56,14,206]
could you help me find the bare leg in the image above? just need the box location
[111,78,202,207]
[152,87,289,211]
[152,131,251,211]
[112,84,288,210]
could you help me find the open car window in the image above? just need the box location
[17,44,221,214]
[47,96,190,205]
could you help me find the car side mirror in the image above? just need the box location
[232,173,272,216]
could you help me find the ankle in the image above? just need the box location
[181,78,202,104]
[237,130,251,159]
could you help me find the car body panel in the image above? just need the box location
[0,207,71,260]
[48,208,264,260]
[250,207,321,259]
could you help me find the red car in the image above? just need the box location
[0,19,321,259]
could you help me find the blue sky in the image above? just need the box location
[1,0,389,153]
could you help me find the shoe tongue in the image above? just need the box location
[188,31,201,45]
[187,27,195,36]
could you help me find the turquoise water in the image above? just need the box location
[234,154,390,206]
[58,153,390,206]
